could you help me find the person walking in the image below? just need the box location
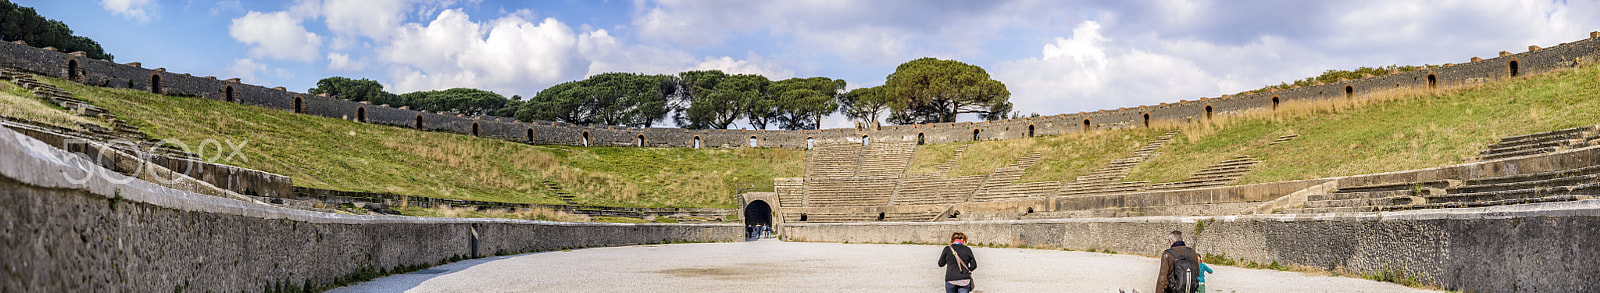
[937,232,977,293]
[1157,230,1202,293]
[1198,258,1214,292]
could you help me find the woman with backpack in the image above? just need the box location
[937,232,978,293]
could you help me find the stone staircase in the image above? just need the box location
[889,173,984,205]
[1410,165,1600,210]
[1056,131,1177,197]
[802,177,897,207]
[1474,125,1599,161]
[1268,134,1299,146]
[542,180,582,205]
[971,153,1061,201]
[1281,164,1600,214]
[806,142,865,178]
[774,178,806,207]
[1146,155,1261,191]
[930,145,970,175]
[1277,180,1450,214]
[858,142,917,177]
[0,69,185,158]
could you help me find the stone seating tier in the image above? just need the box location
[890,174,984,205]
[1464,164,1600,186]
[858,142,916,177]
[1475,125,1599,161]
[970,181,1062,201]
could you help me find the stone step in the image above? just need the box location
[1424,182,1600,204]
[1480,140,1572,156]
[1477,146,1561,161]
[1390,194,1592,211]
[1309,190,1414,202]
[1336,180,1455,193]
[1275,206,1379,214]
[1452,173,1600,194]
[1467,164,1600,187]
[1488,126,1597,148]
[1303,196,1423,208]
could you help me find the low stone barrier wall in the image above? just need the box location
[782,203,1600,292]
[0,127,740,292]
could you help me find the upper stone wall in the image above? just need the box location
[3,33,1596,149]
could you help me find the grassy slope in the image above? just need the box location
[38,76,802,208]
[909,63,1600,186]
[907,129,1168,182]
[1125,63,1600,184]
[0,79,104,130]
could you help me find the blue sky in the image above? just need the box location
[23,0,1600,129]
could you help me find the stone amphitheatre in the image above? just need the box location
[4,28,1600,292]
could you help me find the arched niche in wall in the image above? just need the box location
[413,114,425,130]
[1507,57,1521,78]
[971,128,981,141]
[355,106,367,123]
[65,58,80,82]
[293,95,306,114]
[1204,105,1214,120]
[148,73,162,94]
[749,136,758,148]
[916,132,925,145]
[1427,72,1438,89]
[1344,84,1354,99]
[1081,119,1091,132]
[581,131,591,146]
[636,134,646,147]
[695,136,704,149]
[471,122,481,137]
[1027,124,1036,137]
[525,128,536,142]
[223,85,237,103]
[1271,96,1281,111]
[861,135,870,146]
[1142,113,1151,127]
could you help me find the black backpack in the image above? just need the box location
[1165,247,1200,293]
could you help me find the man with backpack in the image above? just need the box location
[1157,230,1202,293]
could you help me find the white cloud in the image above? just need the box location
[689,54,795,80]
[100,0,157,22]
[993,21,1242,116]
[225,58,268,83]
[320,0,419,40]
[229,11,322,61]
[210,0,243,16]
[326,52,366,71]
[380,9,586,94]
[578,29,696,76]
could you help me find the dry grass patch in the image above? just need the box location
[0,79,102,130]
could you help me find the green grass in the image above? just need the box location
[907,129,1168,182]
[0,79,105,130]
[1126,63,1600,184]
[37,76,802,208]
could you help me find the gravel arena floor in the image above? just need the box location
[331,239,1441,293]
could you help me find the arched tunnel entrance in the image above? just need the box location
[744,200,773,240]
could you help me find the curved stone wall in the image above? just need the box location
[0,127,739,292]
[781,203,1600,292]
[2,35,1596,149]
